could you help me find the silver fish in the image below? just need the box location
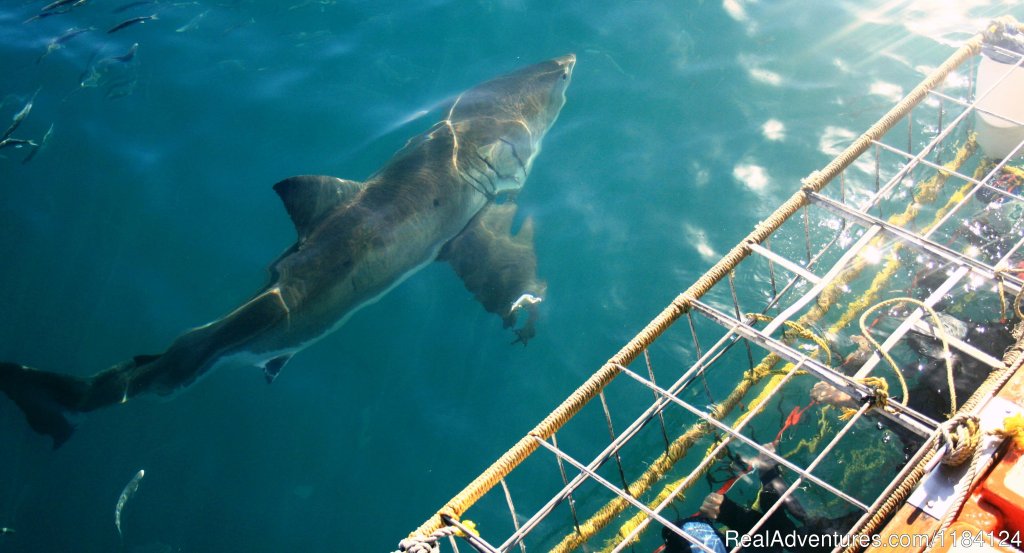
[22,123,54,164]
[114,469,145,539]
[37,27,93,64]
[2,91,38,142]
[176,9,208,33]
[25,0,87,22]
[112,43,140,63]
[79,45,139,90]
[107,14,158,34]
[41,0,82,12]
[0,138,37,150]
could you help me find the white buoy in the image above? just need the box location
[975,47,1024,160]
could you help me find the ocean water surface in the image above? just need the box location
[1,1,1022,552]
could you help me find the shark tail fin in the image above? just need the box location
[0,362,88,448]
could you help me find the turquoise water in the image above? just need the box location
[0,1,1022,552]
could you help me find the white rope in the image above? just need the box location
[396,525,460,553]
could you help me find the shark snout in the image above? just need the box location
[554,53,576,83]
[556,53,576,71]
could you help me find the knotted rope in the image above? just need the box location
[395,519,479,553]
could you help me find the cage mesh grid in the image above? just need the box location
[397,17,1024,553]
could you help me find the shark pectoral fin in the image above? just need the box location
[262,354,292,384]
[273,175,364,241]
[440,202,547,344]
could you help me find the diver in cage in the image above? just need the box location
[659,444,860,553]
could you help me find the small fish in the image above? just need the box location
[37,27,93,64]
[176,9,208,33]
[112,43,140,63]
[0,527,13,536]
[79,46,138,89]
[113,0,156,13]
[56,26,92,44]
[77,49,102,88]
[108,14,158,34]
[114,469,145,540]
[105,78,138,100]
[22,123,53,164]
[41,0,82,12]
[26,0,86,21]
[25,12,58,23]
[0,138,37,150]
[2,91,38,142]
[221,17,255,37]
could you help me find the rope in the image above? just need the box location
[838,377,889,420]
[596,126,986,553]
[396,528,457,553]
[923,410,1024,552]
[856,301,911,408]
[925,402,1024,550]
[580,143,985,551]
[747,313,833,364]
[923,417,984,553]
[995,266,1009,322]
[857,297,958,414]
[1015,282,1024,322]
[938,414,981,468]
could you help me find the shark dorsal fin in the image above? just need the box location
[273,175,363,241]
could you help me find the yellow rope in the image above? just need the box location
[1015,283,1024,322]
[783,406,834,458]
[996,267,1009,322]
[1004,164,1024,181]
[857,303,911,408]
[857,297,958,415]
[938,415,981,467]
[747,313,833,365]
[922,415,984,553]
[839,376,889,420]
[993,413,1024,449]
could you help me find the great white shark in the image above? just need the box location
[0,54,576,447]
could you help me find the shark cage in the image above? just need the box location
[394,16,1024,553]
